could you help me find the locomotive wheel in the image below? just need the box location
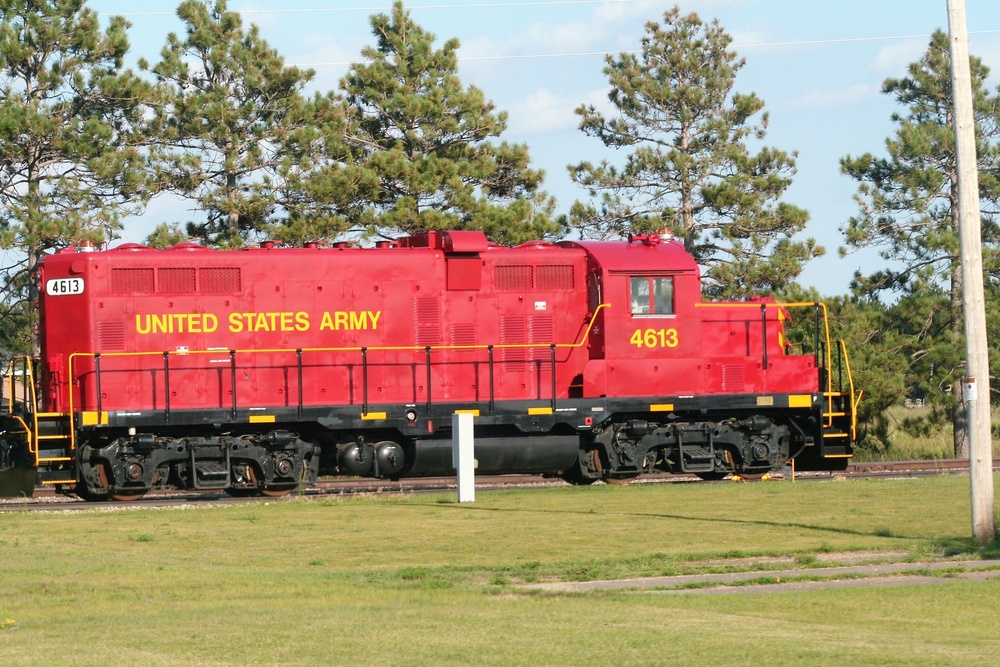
[593,449,639,485]
[75,461,114,501]
[111,490,148,502]
[738,469,771,481]
[261,486,295,498]
[694,472,730,481]
[561,471,598,485]
[226,464,261,497]
[560,449,601,485]
[74,483,110,502]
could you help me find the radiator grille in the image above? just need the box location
[199,267,241,293]
[111,268,154,294]
[536,265,574,290]
[157,267,196,293]
[495,265,533,290]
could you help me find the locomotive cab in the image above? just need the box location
[560,233,702,398]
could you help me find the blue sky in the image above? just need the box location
[87,0,1000,296]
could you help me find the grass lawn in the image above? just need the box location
[2,475,999,666]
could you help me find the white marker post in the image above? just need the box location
[452,412,475,503]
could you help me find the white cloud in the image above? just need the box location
[507,87,611,135]
[788,83,876,111]
[233,3,280,32]
[293,40,359,93]
[871,38,928,73]
[971,34,1000,87]
[462,0,753,61]
[461,1,665,61]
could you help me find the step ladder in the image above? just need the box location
[31,412,77,487]
[4,358,78,487]
[819,389,859,459]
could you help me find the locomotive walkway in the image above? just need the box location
[519,556,1000,595]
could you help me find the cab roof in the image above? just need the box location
[558,234,700,275]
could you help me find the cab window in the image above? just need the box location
[630,276,674,316]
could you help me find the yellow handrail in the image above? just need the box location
[62,303,613,448]
[68,302,610,365]
[2,358,42,464]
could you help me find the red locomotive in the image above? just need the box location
[0,230,859,499]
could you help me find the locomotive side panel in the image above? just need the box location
[19,231,858,499]
[697,303,819,396]
[483,243,591,401]
[38,249,104,412]
[39,238,597,413]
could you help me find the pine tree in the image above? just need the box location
[568,6,818,299]
[840,29,1000,456]
[340,1,557,244]
[141,0,345,247]
[0,0,151,353]
[271,90,378,245]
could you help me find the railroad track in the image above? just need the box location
[841,458,998,478]
[2,459,997,512]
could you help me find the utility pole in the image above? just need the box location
[947,0,996,544]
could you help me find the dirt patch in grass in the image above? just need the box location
[518,558,1000,595]
[697,550,910,568]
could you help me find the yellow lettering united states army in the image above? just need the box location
[319,310,381,331]
[135,313,219,334]
[228,312,310,333]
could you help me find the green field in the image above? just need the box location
[856,405,1000,462]
[2,475,999,666]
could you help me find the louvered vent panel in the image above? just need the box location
[97,321,126,352]
[199,267,241,293]
[501,316,528,372]
[722,364,745,392]
[450,323,477,346]
[495,265,533,290]
[414,297,441,346]
[111,268,154,294]
[157,267,196,293]
[536,265,574,290]
[529,315,555,362]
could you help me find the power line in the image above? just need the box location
[295,29,1000,67]
[92,2,1000,67]
[105,0,659,17]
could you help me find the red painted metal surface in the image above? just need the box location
[37,231,822,415]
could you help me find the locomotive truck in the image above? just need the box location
[0,230,860,500]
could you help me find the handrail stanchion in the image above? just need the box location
[813,303,821,368]
[229,350,237,420]
[163,351,171,424]
[94,353,102,417]
[361,347,368,415]
[760,304,768,370]
[550,344,557,410]
[425,346,432,414]
[488,345,495,414]
[296,349,303,419]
